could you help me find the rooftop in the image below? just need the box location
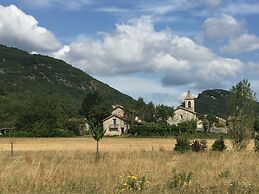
[185,90,194,100]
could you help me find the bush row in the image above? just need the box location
[130,123,179,136]
[174,136,227,152]
[130,121,197,136]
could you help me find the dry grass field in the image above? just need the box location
[0,137,258,193]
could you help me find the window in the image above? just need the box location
[180,114,183,120]
[113,118,117,125]
[188,101,191,108]
[109,127,118,131]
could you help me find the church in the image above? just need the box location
[167,90,197,126]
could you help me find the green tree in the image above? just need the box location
[207,114,218,132]
[200,114,218,132]
[90,126,106,153]
[15,96,60,132]
[79,92,111,128]
[144,101,156,122]
[80,92,111,153]
[228,79,256,149]
[254,117,259,133]
[155,104,174,124]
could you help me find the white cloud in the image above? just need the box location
[223,2,259,15]
[138,0,222,16]
[221,34,259,53]
[198,14,259,54]
[96,7,128,13]
[54,16,243,89]
[21,0,92,10]
[138,0,191,15]
[205,0,221,8]
[0,4,62,53]
[199,14,242,41]
[96,75,185,106]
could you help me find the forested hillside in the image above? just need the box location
[0,45,137,134]
[195,89,259,118]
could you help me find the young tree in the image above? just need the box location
[80,92,111,153]
[90,126,106,153]
[8,129,15,157]
[228,79,256,149]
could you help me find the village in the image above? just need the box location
[103,90,228,136]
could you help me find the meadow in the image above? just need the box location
[0,137,258,193]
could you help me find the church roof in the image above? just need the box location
[185,90,194,100]
[175,106,196,114]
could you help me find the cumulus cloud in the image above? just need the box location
[197,14,242,42]
[54,16,243,89]
[221,34,259,53]
[0,4,62,53]
[197,14,259,54]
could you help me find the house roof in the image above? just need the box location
[185,90,194,100]
[102,114,128,122]
[175,106,196,114]
[112,105,124,111]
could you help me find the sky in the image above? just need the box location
[0,0,259,106]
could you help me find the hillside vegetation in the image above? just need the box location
[0,45,137,132]
[0,45,135,105]
[195,89,259,118]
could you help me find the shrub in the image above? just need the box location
[212,136,227,151]
[254,135,259,152]
[218,169,231,178]
[178,120,197,133]
[191,140,207,152]
[174,136,190,152]
[167,168,192,189]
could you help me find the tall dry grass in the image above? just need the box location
[0,138,258,193]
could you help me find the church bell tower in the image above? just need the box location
[184,90,195,112]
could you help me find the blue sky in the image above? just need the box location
[0,0,259,106]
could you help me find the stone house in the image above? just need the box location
[167,90,198,126]
[103,105,130,136]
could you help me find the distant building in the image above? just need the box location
[167,90,197,126]
[103,105,130,136]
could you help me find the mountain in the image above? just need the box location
[0,44,135,105]
[195,89,259,118]
[0,44,138,130]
